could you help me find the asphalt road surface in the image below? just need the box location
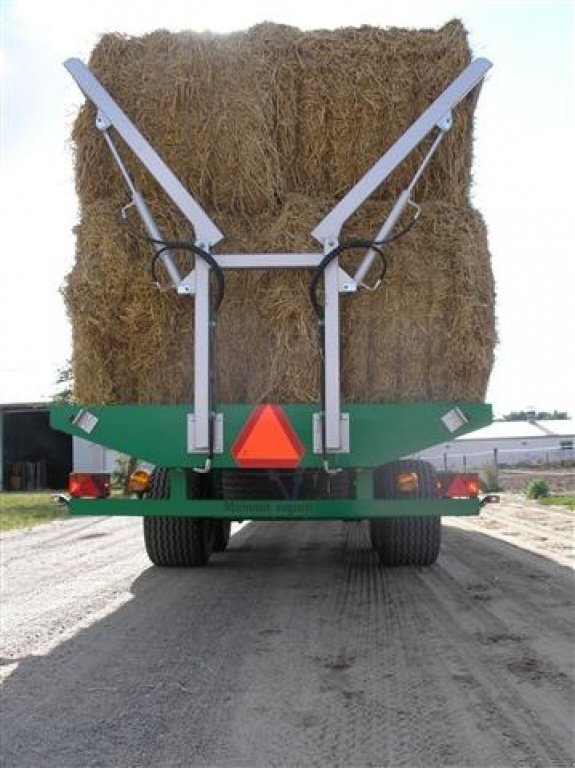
[2,498,574,767]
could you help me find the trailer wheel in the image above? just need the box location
[212,520,231,552]
[369,460,441,566]
[143,469,214,567]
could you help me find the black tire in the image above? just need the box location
[143,469,214,567]
[212,520,232,552]
[369,459,441,566]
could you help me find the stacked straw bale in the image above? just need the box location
[66,21,495,405]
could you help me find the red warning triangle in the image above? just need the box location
[232,405,305,468]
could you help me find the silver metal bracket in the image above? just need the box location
[71,408,99,435]
[313,413,350,454]
[187,413,224,454]
[180,257,354,292]
[436,111,453,132]
[339,272,357,293]
[95,109,112,131]
[192,458,212,474]
[177,272,196,295]
[120,201,136,219]
[441,407,468,434]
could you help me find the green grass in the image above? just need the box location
[0,492,69,532]
[538,494,575,511]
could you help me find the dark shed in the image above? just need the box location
[0,403,72,491]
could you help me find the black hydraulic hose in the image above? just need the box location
[309,239,387,317]
[309,205,421,316]
[120,212,226,310]
[150,241,225,312]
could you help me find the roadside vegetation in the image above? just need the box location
[537,494,575,511]
[526,479,550,499]
[0,492,68,532]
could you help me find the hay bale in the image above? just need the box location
[72,25,298,218]
[68,194,494,404]
[72,20,474,215]
[66,21,495,405]
[287,21,474,202]
[67,199,195,403]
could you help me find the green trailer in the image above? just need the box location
[51,55,496,568]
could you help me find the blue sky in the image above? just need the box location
[0,0,573,416]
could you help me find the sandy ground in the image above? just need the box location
[1,498,573,767]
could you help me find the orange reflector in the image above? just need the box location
[396,471,419,494]
[69,473,111,499]
[128,469,151,494]
[232,405,304,468]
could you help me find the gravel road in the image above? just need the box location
[1,498,574,767]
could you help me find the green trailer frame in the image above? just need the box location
[51,401,491,520]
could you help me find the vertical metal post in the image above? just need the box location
[323,258,341,450]
[193,258,211,450]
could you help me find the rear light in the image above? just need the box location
[396,471,419,493]
[127,469,151,495]
[438,473,481,499]
[69,473,111,499]
[464,478,480,497]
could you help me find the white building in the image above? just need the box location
[73,419,575,474]
[413,419,575,470]
[73,436,125,474]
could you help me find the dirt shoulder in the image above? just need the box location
[498,468,575,494]
[451,492,574,567]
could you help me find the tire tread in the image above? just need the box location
[370,459,441,566]
[143,469,212,567]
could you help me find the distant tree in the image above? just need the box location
[52,361,74,404]
[502,410,569,421]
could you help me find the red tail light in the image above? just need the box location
[446,474,480,498]
[464,478,480,497]
[69,473,111,499]
[437,472,480,498]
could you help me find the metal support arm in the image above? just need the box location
[65,58,224,247]
[353,117,449,286]
[311,58,492,244]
